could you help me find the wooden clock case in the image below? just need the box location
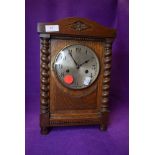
[37,17,116,134]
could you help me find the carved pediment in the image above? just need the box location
[38,17,116,39]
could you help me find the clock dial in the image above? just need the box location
[53,44,100,89]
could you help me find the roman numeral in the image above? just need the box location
[68,49,72,55]
[63,56,66,60]
[76,48,81,52]
[58,64,63,69]
[90,73,93,78]
[92,65,96,70]
[60,72,64,78]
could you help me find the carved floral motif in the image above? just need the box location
[70,21,90,31]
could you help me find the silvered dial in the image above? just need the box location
[53,44,100,89]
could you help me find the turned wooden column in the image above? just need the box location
[40,34,51,135]
[100,38,113,131]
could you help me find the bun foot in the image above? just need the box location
[41,127,49,135]
[100,124,107,131]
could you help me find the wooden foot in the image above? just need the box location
[41,127,49,135]
[100,124,107,131]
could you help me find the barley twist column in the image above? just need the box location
[100,38,113,131]
[40,34,50,134]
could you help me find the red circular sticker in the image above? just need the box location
[64,75,74,84]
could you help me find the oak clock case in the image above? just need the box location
[38,17,116,135]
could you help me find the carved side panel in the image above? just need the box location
[40,35,50,128]
[101,39,113,114]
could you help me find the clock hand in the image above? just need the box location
[78,57,94,67]
[78,59,90,67]
[69,51,78,66]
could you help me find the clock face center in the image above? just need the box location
[53,44,100,89]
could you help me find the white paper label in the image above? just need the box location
[84,77,91,86]
[45,25,59,32]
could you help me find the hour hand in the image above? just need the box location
[79,59,90,67]
[79,56,94,67]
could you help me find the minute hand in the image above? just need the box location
[69,52,78,66]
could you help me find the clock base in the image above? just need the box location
[40,125,107,134]
[40,112,109,134]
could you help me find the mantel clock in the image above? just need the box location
[37,17,116,134]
